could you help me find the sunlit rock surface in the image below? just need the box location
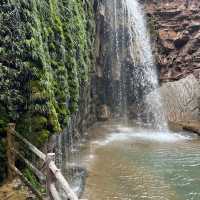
[147,74,200,122]
[144,0,200,82]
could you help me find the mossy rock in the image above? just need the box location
[0,0,95,156]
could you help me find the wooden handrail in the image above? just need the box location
[14,131,46,161]
[6,123,79,200]
[9,164,43,199]
[12,148,46,183]
[49,183,62,200]
[49,161,78,200]
[6,123,16,181]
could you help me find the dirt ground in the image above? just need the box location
[0,180,29,200]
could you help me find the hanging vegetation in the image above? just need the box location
[0,0,95,181]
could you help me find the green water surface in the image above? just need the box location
[80,123,200,200]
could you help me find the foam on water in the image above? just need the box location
[92,126,193,146]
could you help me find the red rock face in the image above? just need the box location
[144,0,200,82]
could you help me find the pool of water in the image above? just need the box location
[69,122,200,200]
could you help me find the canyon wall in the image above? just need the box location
[144,0,200,122]
[144,0,200,82]
[147,74,200,123]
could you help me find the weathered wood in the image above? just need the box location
[7,126,79,200]
[46,153,56,200]
[49,184,62,200]
[49,161,78,200]
[14,131,46,161]
[12,148,46,183]
[9,164,43,199]
[6,123,16,181]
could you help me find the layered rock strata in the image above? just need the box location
[144,0,200,82]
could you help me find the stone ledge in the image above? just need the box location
[171,120,200,136]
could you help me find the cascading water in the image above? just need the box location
[100,0,168,130]
[125,0,168,130]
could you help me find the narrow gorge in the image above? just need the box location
[0,0,200,200]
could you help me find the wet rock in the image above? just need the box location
[178,121,200,136]
[147,74,200,122]
[188,22,200,32]
[161,40,175,51]
[157,10,182,18]
[97,105,111,121]
[159,30,177,41]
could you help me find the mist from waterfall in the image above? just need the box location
[103,0,168,130]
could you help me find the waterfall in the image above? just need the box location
[100,0,168,130]
[125,0,168,130]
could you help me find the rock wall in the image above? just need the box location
[143,0,200,82]
[0,0,95,182]
[94,0,157,118]
[147,74,200,122]
[142,0,200,122]
[94,0,125,116]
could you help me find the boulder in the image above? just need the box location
[97,105,111,121]
[177,120,200,135]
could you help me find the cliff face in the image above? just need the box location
[94,0,200,122]
[0,0,95,182]
[0,0,95,144]
[143,0,200,122]
[144,0,200,82]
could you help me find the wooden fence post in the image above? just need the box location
[46,153,56,200]
[6,123,16,181]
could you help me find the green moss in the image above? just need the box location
[36,130,50,146]
[32,115,47,130]
[0,105,9,183]
[147,15,159,39]
[23,167,45,193]
[0,0,95,148]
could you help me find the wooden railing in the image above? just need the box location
[6,123,79,200]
